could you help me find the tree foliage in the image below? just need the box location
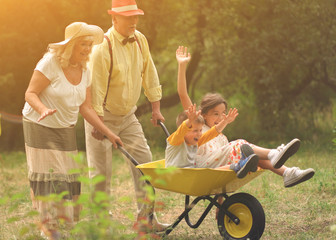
[139,0,336,140]
[0,0,335,150]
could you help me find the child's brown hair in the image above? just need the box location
[200,93,228,115]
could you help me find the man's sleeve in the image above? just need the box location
[138,33,162,103]
[89,41,110,116]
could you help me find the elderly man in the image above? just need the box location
[84,0,168,232]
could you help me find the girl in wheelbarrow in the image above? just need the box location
[173,46,315,188]
[165,103,259,179]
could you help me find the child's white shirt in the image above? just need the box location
[165,121,219,168]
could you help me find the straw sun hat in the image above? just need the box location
[107,0,144,16]
[49,22,104,47]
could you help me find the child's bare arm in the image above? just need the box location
[215,108,239,132]
[176,46,193,110]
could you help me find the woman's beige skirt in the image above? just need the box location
[23,119,81,228]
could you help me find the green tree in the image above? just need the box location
[0,0,335,150]
[139,0,336,141]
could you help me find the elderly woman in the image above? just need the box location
[22,22,123,236]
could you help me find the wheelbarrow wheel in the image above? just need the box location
[217,192,265,240]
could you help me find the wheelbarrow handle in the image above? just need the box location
[117,144,140,166]
[157,120,170,137]
[117,143,154,189]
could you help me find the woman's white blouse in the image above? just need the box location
[22,52,91,128]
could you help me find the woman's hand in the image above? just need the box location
[37,108,57,122]
[91,127,123,148]
[91,127,105,140]
[106,133,123,149]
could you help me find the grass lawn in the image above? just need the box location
[0,142,335,239]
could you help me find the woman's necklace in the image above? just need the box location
[69,62,79,68]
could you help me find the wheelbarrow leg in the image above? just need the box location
[162,203,193,237]
[185,195,219,228]
[162,194,226,237]
[162,195,203,237]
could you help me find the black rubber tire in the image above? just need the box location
[217,192,265,240]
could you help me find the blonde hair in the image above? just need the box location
[48,36,93,69]
[176,111,205,127]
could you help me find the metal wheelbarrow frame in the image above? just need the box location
[118,121,265,239]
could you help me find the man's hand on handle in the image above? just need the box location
[150,101,165,126]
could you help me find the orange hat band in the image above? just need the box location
[112,5,138,13]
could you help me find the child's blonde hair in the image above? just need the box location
[176,111,205,127]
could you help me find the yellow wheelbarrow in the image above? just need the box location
[118,122,265,239]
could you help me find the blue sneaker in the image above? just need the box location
[231,144,259,178]
[240,144,258,172]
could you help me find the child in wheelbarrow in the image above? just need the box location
[174,45,315,188]
[165,103,260,178]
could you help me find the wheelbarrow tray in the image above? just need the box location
[137,159,264,197]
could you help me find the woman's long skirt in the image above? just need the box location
[23,119,81,229]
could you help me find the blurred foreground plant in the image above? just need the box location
[0,152,174,239]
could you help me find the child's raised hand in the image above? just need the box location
[186,104,201,126]
[224,108,239,124]
[176,46,191,65]
[215,108,239,132]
